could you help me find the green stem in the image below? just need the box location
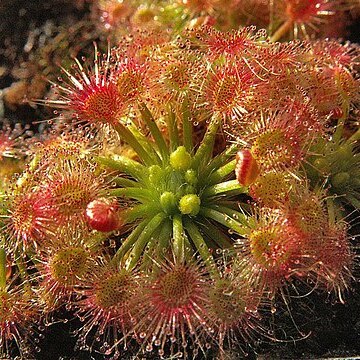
[208,204,253,228]
[126,212,168,270]
[192,116,220,169]
[0,248,6,289]
[158,219,173,255]
[199,207,249,236]
[140,220,172,269]
[128,124,162,164]
[14,250,32,294]
[109,187,154,202]
[183,218,219,279]
[348,128,360,144]
[208,159,236,185]
[183,236,195,262]
[95,155,145,180]
[268,0,275,35]
[326,198,336,226]
[86,231,108,248]
[215,199,252,213]
[16,154,41,189]
[122,203,161,223]
[111,219,150,265]
[182,97,193,152]
[270,19,293,42]
[112,177,139,188]
[203,144,239,179]
[113,122,155,165]
[172,214,184,263]
[332,107,349,143]
[332,121,345,144]
[139,103,169,161]
[347,194,360,209]
[334,70,351,119]
[166,107,180,151]
[202,179,246,197]
[199,220,234,249]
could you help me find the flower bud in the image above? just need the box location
[170,146,192,171]
[235,149,260,186]
[160,191,177,215]
[86,198,121,232]
[179,194,201,216]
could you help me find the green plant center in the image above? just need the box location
[152,146,202,216]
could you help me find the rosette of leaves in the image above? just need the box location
[97,101,248,275]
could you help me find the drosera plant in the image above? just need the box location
[35,224,100,312]
[72,254,141,357]
[204,249,270,358]
[0,17,359,360]
[305,127,360,210]
[88,0,360,41]
[0,122,33,193]
[96,107,249,276]
[129,248,212,359]
[0,247,40,359]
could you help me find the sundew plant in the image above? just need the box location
[0,1,360,359]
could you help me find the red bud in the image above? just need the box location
[235,149,260,186]
[86,198,121,232]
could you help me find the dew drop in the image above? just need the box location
[170,335,177,343]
